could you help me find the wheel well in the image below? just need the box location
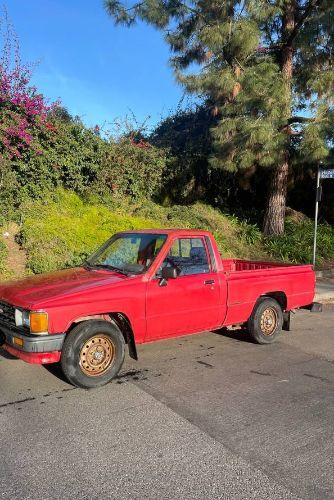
[109,313,138,361]
[69,313,138,361]
[261,291,287,311]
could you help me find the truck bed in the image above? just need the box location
[221,258,296,272]
[220,258,315,326]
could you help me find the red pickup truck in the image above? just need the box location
[0,229,317,388]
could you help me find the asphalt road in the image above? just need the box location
[1,307,334,500]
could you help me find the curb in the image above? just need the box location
[315,269,334,278]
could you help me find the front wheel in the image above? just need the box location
[247,297,283,344]
[61,320,125,388]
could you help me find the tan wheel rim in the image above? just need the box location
[260,307,278,336]
[79,334,115,377]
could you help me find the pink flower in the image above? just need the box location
[0,59,57,159]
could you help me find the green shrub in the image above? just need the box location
[0,239,8,275]
[264,217,334,264]
[12,119,107,195]
[94,138,167,200]
[1,107,168,222]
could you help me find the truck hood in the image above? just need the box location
[0,267,127,308]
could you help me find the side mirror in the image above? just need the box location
[162,266,178,280]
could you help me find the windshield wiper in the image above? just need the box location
[82,260,94,270]
[86,263,129,276]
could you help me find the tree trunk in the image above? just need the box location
[263,0,295,236]
[263,156,289,235]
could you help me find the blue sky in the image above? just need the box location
[6,0,189,130]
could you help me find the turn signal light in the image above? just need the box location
[13,336,24,347]
[30,312,48,334]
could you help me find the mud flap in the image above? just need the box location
[114,313,138,361]
[300,302,323,313]
[126,333,138,361]
[282,311,291,331]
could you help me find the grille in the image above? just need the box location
[0,301,15,326]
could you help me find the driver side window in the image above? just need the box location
[161,238,210,276]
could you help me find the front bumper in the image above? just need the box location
[0,321,65,364]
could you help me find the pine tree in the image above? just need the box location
[105,0,334,235]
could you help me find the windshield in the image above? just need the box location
[85,233,167,275]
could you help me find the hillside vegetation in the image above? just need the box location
[17,189,268,275]
[1,189,334,280]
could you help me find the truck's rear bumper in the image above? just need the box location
[300,301,323,312]
[0,322,65,364]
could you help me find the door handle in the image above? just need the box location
[204,279,215,285]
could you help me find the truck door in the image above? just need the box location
[146,236,225,340]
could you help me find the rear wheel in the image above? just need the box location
[61,320,125,388]
[247,297,283,344]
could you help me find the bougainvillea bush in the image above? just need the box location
[0,66,53,161]
[0,15,59,221]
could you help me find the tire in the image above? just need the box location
[247,297,283,344]
[61,320,125,389]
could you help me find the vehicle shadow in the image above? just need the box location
[213,327,255,343]
[0,347,17,360]
[43,361,69,384]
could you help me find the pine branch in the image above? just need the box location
[122,1,144,13]
[105,0,200,18]
[284,0,322,47]
[288,116,315,124]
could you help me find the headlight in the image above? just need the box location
[15,309,48,335]
[15,309,30,328]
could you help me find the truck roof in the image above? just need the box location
[118,229,213,236]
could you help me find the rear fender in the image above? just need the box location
[263,291,287,311]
